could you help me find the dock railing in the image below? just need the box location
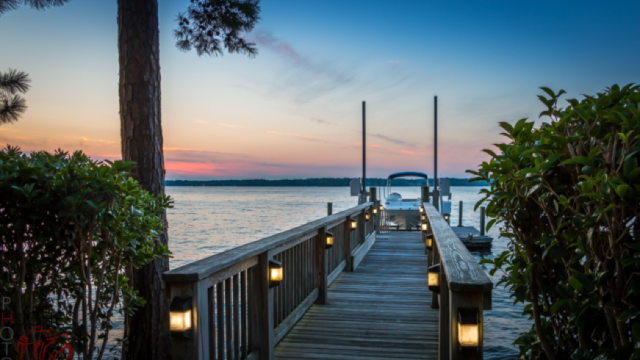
[163,202,376,360]
[422,202,493,360]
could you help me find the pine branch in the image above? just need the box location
[22,0,70,11]
[174,0,260,57]
[0,0,19,15]
[0,93,27,124]
[0,68,31,94]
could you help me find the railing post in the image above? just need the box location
[480,206,485,236]
[431,244,440,309]
[358,209,365,245]
[449,291,484,360]
[438,273,450,360]
[369,187,377,233]
[458,201,463,227]
[421,186,430,204]
[168,280,209,360]
[343,216,353,271]
[251,251,274,360]
[315,225,328,304]
[327,202,332,216]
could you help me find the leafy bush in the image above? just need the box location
[0,147,171,359]
[469,84,640,359]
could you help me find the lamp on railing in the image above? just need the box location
[365,213,370,221]
[419,205,424,213]
[269,259,283,288]
[428,264,440,293]
[170,296,193,338]
[444,213,450,224]
[350,219,357,231]
[373,207,378,214]
[425,234,434,250]
[379,204,383,211]
[421,214,426,222]
[326,231,334,249]
[458,308,480,353]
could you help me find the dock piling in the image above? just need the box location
[327,202,332,216]
[458,201,463,227]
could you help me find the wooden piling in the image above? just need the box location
[327,202,332,216]
[480,206,485,236]
[458,201,463,227]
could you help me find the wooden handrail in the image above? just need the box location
[165,201,376,360]
[163,202,373,283]
[422,201,493,360]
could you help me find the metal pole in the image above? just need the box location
[327,202,333,216]
[458,201,463,227]
[434,96,438,191]
[362,101,366,201]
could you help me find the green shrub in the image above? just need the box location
[0,147,171,359]
[469,84,640,359]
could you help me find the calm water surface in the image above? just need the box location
[163,186,529,359]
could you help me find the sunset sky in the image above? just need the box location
[1,0,638,179]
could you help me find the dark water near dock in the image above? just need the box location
[106,186,527,359]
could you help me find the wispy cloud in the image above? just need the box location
[396,150,423,156]
[371,133,405,145]
[310,118,336,126]
[218,123,256,131]
[267,130,329,143]
[79,137,116,145]
[250,29,354,103]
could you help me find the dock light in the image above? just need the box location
[350,219,357,230]
[421,223,429,232]
[428,264,440,293]
[444,214,450,222]
[170,296,193,338]
[326,231,334,249]
[379,204,383,211]
[425,235,434,250]
[365,213,370,221]
[269,259,283,288]
[373,208,378,214]
[421,214,426,221]
[419,206,424,213]
[458,308,480,353]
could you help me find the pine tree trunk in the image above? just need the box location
[117,0,170,359]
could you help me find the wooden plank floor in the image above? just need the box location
[275,232,438,359]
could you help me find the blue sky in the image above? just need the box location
[0,0,638,179]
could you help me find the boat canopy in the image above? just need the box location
[387,172,429,180]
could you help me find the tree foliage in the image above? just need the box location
[469,84,640,359]
[0,69,30,125]
[174,0,260,57]
[0,147,172,360]
[0,0,70,15]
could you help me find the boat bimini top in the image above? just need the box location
[386,172,429,186]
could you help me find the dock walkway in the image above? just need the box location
[275,232,438,359]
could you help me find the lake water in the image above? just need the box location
[163,186,529,359]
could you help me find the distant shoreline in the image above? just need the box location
[165,178,489,187]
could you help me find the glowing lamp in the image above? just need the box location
[365,213,370,221]
[373,208,378,214]
[269,259,283,288]
[326,231,334,249]
[425,235,434,250]
[428,264,440,293]
[421,223,429,232]
[379,205,383,211]
[419,206,424,213]
[458,308,480,353]
[421,214,426,221]
[350,219,357,230]
[170,296,193,338]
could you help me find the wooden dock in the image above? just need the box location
[275,232,438,359]
[163,186,492,360]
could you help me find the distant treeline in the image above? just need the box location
[166,178,489,187]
